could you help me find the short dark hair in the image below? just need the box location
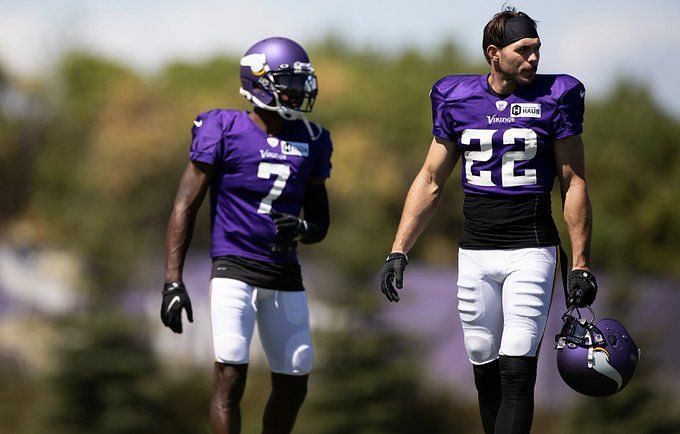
[482,6,537,64]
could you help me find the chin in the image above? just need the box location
[517,73,536,85]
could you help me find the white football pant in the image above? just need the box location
[210,278,313,375]
[457,247,558,365]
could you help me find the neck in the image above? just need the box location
[487,70,518,97]
[249,107,285,135]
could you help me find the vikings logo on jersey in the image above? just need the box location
[431,74,585,196]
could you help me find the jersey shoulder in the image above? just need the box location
[533,74,585,101]
[192,109,246,136]
[431,74,483,103]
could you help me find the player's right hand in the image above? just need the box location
[161,282,194,334]
[567,269,598,308]
[380,252,408,303]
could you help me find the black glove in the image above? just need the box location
[270,211,307,252]
[161,282,193,333]
[567,269,598,308]
[380,252,408,303]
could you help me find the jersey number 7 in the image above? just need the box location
[256,162,291,214]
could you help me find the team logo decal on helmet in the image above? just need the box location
[555,307,640,397]
[240,53,268,76]
[239,37,320,139]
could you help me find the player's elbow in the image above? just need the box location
[420,170,445,198]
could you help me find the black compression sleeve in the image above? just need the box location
[300,183,329,244]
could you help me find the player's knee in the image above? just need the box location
[214,333,249,364]
[465,335,498,365]
[213,363,247,407]
[291,343,313,374]
[500,331,537,357]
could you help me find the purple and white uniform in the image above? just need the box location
[430,74,586,363]
[431,73,585,249]
[190,109,332,264]
[191,109,332,372]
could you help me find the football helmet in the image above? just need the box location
[239,37,318,122]
[555,308,640,396]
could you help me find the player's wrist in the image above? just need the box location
[386,252,408,263]
[163,281,186,293]
[296,218,308,240]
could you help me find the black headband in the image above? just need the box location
[498,16,538,47]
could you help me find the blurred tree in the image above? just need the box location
[298,323,476,434]
[38,310,211,434]
[1,40,678,434]
[585,82,680,276]
[0,68,45,227]
[558,365,680,434]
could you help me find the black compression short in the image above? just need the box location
[211,255,304,292]
[460,193,560,249]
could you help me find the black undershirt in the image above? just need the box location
[460,193,560,249]
[211,255,304,291]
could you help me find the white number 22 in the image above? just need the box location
[461,128,537,187]
[256,162,290,214]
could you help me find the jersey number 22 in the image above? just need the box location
[462,128,537,187]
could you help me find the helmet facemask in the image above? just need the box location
[270,64,317,113]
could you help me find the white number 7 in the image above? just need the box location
[256,162,291,214]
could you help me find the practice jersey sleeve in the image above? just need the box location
[430,84,455,141]
[310,129,333,179]
[189,110,227,165]
[553,79,585,140]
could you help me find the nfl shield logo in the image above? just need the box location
[496,100,508,111]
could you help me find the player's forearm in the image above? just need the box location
[563,179,592,270]
[164,203,197,283]
[391,170,444,253]
[300,183,329,244]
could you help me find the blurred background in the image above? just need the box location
[1,1,679,433]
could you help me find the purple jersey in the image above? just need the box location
[431,74,585,195]
[189,110,333,263]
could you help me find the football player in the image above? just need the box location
[380,7,597,434]
[160,37,332,434]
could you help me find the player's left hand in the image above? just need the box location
[380,252,408,303]
[567,269,598,308]
[270,211,307,247]
[161,282,194,334]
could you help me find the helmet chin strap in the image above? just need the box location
[239,87,321,140]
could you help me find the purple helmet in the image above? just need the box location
[555,309,640,397]
[239,37,318,118]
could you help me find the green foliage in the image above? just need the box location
[585,81,680,274]
[1,40,679,434]
[298,325,475,434]
[38,310,211,434]
[3,42,679,288]
[0,354,45,434]
[558,366,680,434]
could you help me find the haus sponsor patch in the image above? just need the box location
[510,103,541,118]
[281,141,309,157]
